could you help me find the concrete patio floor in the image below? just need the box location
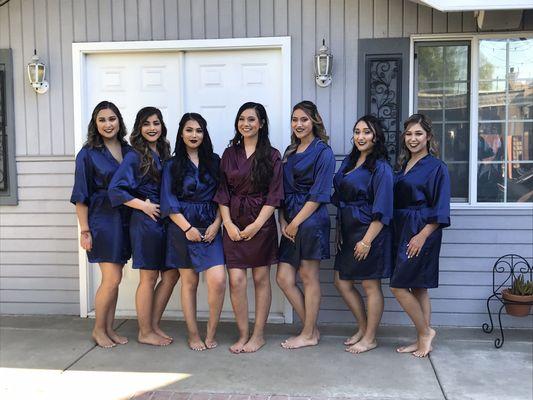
[0,316,531,400]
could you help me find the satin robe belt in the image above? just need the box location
[283,191,309,220]
[395,204,427,211]
[337,199,367,208]
[229,193,265,227]
[89,189,111,207]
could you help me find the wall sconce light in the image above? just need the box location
[315,39,332,88]
[27,49,49,94]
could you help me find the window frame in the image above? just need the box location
[410,32,533,209]
[0,49,18,206]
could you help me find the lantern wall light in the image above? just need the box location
[315,39,333,88]
[27,49,49,94]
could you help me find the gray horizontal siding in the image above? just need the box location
[0,1,531,328]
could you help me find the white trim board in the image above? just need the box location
[72,37,292,320]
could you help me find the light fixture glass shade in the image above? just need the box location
[314,40,333,87]
[27,52,49,94]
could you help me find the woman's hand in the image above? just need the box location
[285,222,299,243]
[142,199,160,221]
[353,240,371,261]
[240,222,261,241]
[225,222,242,242]
[203,222,220,243]
[406,233,427,258]
[185,227,203,242]
[80,231,92,251]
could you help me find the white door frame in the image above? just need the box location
[72,37,292,321]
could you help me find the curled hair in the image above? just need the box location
[343,115,389,173]
[283,101,329,162]
[229,102,274,193]
[85,101,128,148]
[171,113,219,196]
[129,107,171,182]
[396,113,440,170]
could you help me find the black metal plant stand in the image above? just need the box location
[482,254,532,348]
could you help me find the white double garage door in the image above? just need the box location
[83,45,290,321]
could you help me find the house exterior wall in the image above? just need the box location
[0,0,531,327]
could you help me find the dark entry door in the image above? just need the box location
[358,38,410,166]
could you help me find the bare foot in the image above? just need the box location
[280,335,297,347]
[108,329,128,345]
[138,332,172,346]
[281,333,319,349]
[92,330,116,348]
[188,336,207,352]
[242,335,265,353]
[229,337,248,354]
[346,339,377,354]
[205,337,218,349]
[153,325,173,341]
[344,329,364,346]
[413,328,436,358]
[396,342,418,353]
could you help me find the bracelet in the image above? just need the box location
[80,230,90,235]
[184,225,193,233]
[359,240,371,249]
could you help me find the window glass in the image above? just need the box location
[416,42,470,202]
[477,38,533,203]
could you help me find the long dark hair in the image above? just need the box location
[129,107,171,182]
[396,113,440,170]
[171,113,219,196]
[343,115,388,173]
[230,102,273,193]
[283,101,329,162]
[85,101,128,148]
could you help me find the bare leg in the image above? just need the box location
[151,269,180,340]
[282,260,321,349]
[243,266,271,353]
[276,262,306,345]
[102,263,128,345]
[396,288,432,353]
[179,268,205,351]
[204,265,226,349]
[136,269,171,346]
[334,272,366,345]
[228,268,249,353]
[391,287,435,357]
[93,263,123,348]
[347,279,383,354]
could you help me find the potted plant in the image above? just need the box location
[502,275,533,317]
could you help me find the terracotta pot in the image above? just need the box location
[502,289,533,317]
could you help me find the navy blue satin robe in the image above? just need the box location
[279,137,335,268]
[332,158,393,280]
[71,145,132,264]
[390,154,451,288]
[161,156,224,272]
[108,150,166,270]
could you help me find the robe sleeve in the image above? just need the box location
[213,149,231,206]
[370,161,394,226]
[306,146,335,203]
[70,147,92,205]
[331,157,348,208]
[264,149,284,207]
[108,151,139,207]
[160,159,181,218]
[426,162,451,228]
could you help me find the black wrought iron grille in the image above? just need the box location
[367,58,401,167]
[0,64,6,192]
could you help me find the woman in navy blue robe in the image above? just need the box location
[332,115,393,354]
[277,101,335,349]
[160,113,226,351]
[109,107,179,347]
[71,101,131,348]
[213,102,284,354]
[390,113,450,358]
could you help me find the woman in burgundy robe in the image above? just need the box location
[214,102,283,354]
